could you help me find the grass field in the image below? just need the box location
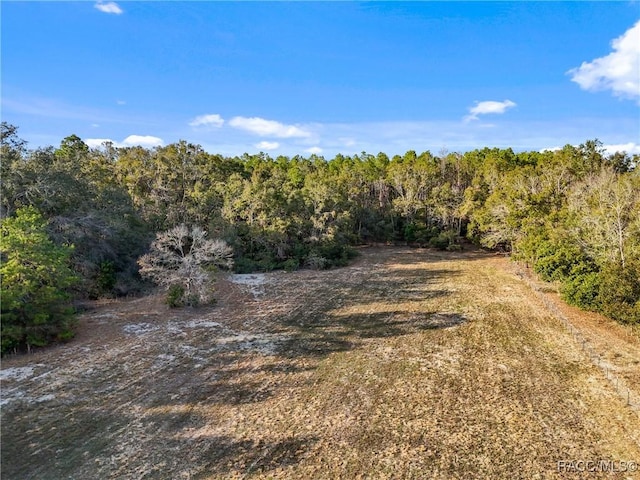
[1,247,639,479]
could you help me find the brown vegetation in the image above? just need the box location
[1,247,639,479]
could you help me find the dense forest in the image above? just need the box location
[1,122,639,353]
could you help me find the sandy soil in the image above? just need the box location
[1,247,639,479]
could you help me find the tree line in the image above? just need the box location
[1,122,638,352]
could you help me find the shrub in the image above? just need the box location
[428,230,458,250]
[405,222,440,245]
[255,252,278,272]
[308,242,358,268]
[597,261,640,324]
[305,253,329,270]
[165,284,186,308]
[561,271,601,310]
[281,258,299,272]
[404,222,418,242]
[533,238,587,282]
[88,260,118,299]
[416,226,440,245]
[233,257,259,274]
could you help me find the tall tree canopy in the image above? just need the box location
[2,122,639,353]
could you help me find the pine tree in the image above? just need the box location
[1,207,79,353]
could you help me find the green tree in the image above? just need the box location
[2,133,151,297]
[1,207,78,354]
[1,123,28,218]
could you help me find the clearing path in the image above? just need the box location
[1,247,639,479]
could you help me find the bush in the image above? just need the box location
[255,252,278,272]
[88,260,118,299]
[305,253,329,270]
[533,238,587,282]
[428,230,457,250]
[561,271,601,310]
[405,222,440,245]
[416,226,440,245]
[308,242,358,268]
[165,284,186,308]
[404,222,418,242]
[233,257,257,274]
[597,261,640,324]
[281,258,299,272]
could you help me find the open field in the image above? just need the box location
[1,247,639,479]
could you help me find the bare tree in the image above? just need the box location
[138,224,233,306]
[568,167,640,269]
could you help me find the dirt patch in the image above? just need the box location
[229,273,269,298]
[2,247,639,479]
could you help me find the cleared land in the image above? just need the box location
[1,247,639,479]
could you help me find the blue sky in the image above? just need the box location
[2,1,639,157]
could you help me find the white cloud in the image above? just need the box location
[87,135,164,148]
[305,146,323,155]
[85,138,113,148]
[229,116,311,138]
[189,113,224,128]
[465,100,516,122]
[568,21,640,103]
[116,100,126,105]
[123,135,164,147]
[602,142,640,155]
[539,146,563,153]
[255,141,280,150]
[94,2,123,14]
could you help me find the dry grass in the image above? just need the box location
[1,247,639,479]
